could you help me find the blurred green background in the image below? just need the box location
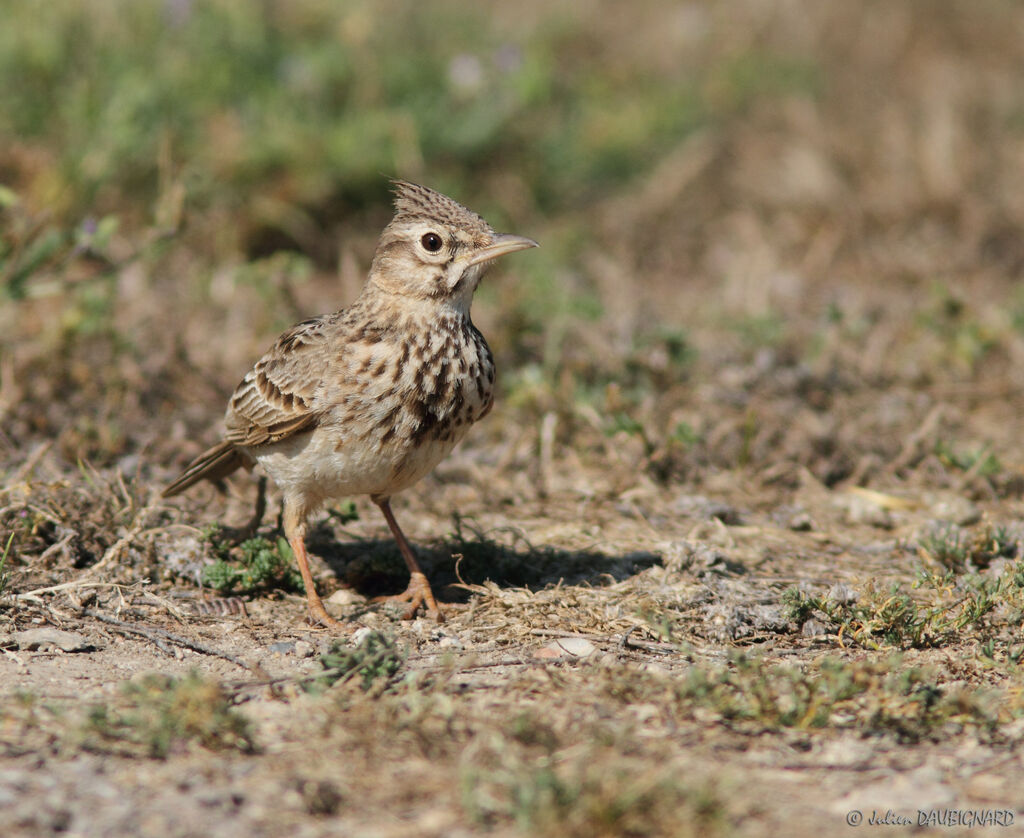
[0,0,796,227]
[0,0,813,311]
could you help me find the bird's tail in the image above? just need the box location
[162,440,247,498]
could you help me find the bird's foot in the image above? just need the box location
[373,572,445,622]
[304,599,352,632]
[305,609,350,632]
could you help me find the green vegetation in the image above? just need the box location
[202,535,304,595]
[782,530,1024,650]
[0,0,828,385]
[308,630,404,693]
[462,741,724,837]
[675,654,1006,741]
[0,0,756,230]
[934,440,1002,478]
[80,672,255,758]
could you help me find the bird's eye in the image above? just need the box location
[421,232,443,253]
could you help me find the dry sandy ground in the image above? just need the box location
[3,441,1024,837]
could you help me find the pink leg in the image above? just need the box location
[284,499,345,629]
[371,497,444,622]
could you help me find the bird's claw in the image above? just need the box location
[304,602,351,632]
[372,571,445,622]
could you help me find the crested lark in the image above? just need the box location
[163,180,537,627]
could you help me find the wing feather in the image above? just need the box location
[223,314,337,448]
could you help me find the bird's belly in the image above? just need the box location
[247,425,462,506]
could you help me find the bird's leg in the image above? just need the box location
[283,500,343,629]
[215,476,268,545]
[372,497,444,622]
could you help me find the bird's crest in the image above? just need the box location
[390,179,492,235]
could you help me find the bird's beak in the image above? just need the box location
[466,234,539,267]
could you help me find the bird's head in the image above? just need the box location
[368,180,537,310]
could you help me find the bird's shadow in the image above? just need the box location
[305,514,662,602]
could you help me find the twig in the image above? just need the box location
[620,626,679,655]
[530,628,612,641]
[12,441,53,483]
[36,533,75,564]
[529,626,679,655]
[16,581,126,601]
[81,608,264,675]
[15,500,160,601]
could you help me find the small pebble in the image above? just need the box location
[534,637,597,659]
[927,494,980,527]
[437,635,464,651]
[801,618,829,638]
[828,582,858,605]
[841,494,893,529]
[351,627,375,645]
[8,628,93,652]
[787,511,814,531]
[326,588,366,606]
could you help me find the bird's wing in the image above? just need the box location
[223,314,339,448]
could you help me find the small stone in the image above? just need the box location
[10,628,93,652]
[535,637,597,659]
[801,618,829,638]
[326,588,365,606]
[772,505,813,531]
[827,583,858,605]
[437,635,464,651]
[293,640,315,658]
[672,494,744,524]
[351,627,375,645]
[300,779,343,816]
[355,612,383,629]
[927,494,981,527]
[840,493,893,529]
[787,511,814,531]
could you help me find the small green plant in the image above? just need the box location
[919,522,1016,571]
[81,672,255,758]
[919,287,998,372]
[202,535,303,595]
[934,440,1002,477]
[307,631,404,693]
[726,312,785,347]
[918,524,969,570]
[670,422,700,448]
[327,500,360,525]
[782,582,934,648]
[785,543,1024,651]
[670,654,1004,742]
[462,744,724,838]
[781,586,816,624]
[678,653,868,730]
[605,411,646,439]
